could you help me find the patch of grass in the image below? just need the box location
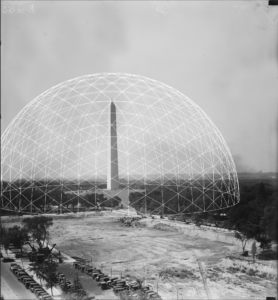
[159,268,198,280]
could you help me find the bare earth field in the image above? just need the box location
[2,212,277,299]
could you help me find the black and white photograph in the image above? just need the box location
[1,1,277,300]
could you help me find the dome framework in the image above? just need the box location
[1,73,239,215]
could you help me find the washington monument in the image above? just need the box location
[107,100,120,190]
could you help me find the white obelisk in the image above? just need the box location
[107,101,119,190]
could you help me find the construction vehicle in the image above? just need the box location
[26,242,62,263]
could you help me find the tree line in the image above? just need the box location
[1,189,122,212]
[129,185,233,214]
[226,181,277,252]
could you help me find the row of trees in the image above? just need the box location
[1,225,29,255]
[227,181,277,253]
[1,216,53,254]
[129,186,233,214]
[2,190,122,211]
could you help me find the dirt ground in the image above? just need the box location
[2,211,277,299]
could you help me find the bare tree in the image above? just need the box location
[234,231,250,254]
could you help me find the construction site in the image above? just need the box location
[2,210,277,300]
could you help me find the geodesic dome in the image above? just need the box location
[1,73,239,215]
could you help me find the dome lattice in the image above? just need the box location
[1,73,239,215]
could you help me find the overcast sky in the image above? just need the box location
[1,1,277,173]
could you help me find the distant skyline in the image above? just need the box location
[1,1,277,172]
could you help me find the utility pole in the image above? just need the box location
[60,183,63,215]
[30,180,33,214]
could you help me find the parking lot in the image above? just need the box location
[57,262,118,299]
[1,261,37,300]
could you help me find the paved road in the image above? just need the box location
[1,261,37,300]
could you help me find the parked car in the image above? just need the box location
[113,286,126,293]
[114,284,128,291]
[39,295,52,300]
[30,283,42,293]
[10,263,19,269]
[77,264,85,270]
[145,291,157,299]
[96,274,108,281]
[2,257,15,262]
[108,277,118,284]
[16,271,28,279]
[73,262,79,269]
[85,267,95,275]
[113,279,126,286]
[33,288,47,297]
[13,267,23,273]
[99,281,111,290]
[129,283,140,290]
[81,266,93,274]
[24,279,36,289]
[89,268,101,276]
[10,265,21,272]
[57,273,65,280]
[61,281,74,291]
[36,290,49,297]
[80,265,86,272]
[66,283,74,290]
[148,292,161,299]
[13,268,24,276]
[80,265,92,273]
[100,276,110,282]
[16,270,28,277]
[92,272,103,279]
[32,287,45,294]
[19,275,32,282]
[21,276,33,284]
[12,267,22,274]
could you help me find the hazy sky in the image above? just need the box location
[1,1,278,172]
